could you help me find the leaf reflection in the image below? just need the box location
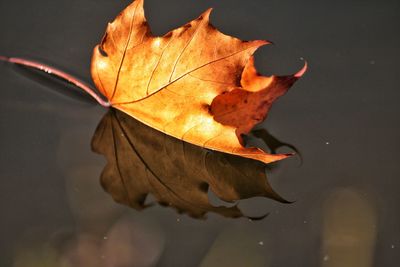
[91,109,291,219]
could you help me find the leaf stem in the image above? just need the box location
[0,56,110,107]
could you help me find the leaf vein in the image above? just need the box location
[113,44,260,105]
[168,17,206,82]
[110,3,139,101]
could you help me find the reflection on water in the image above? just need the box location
[2,65,384,266]
[91,109,292,219]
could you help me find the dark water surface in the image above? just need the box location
[1,0,399,266]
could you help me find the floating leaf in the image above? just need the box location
[91,0,306,164]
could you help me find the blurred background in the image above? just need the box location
[0,0,399,266]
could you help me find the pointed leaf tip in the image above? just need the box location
[201,8,213,21]
[254,39,271,47]
[294,61,307,78]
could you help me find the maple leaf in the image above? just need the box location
[91,0,306,164]
[92,109,289,219]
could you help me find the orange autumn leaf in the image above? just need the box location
[91,0,306,164]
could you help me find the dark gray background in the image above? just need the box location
[0,0,399,266]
